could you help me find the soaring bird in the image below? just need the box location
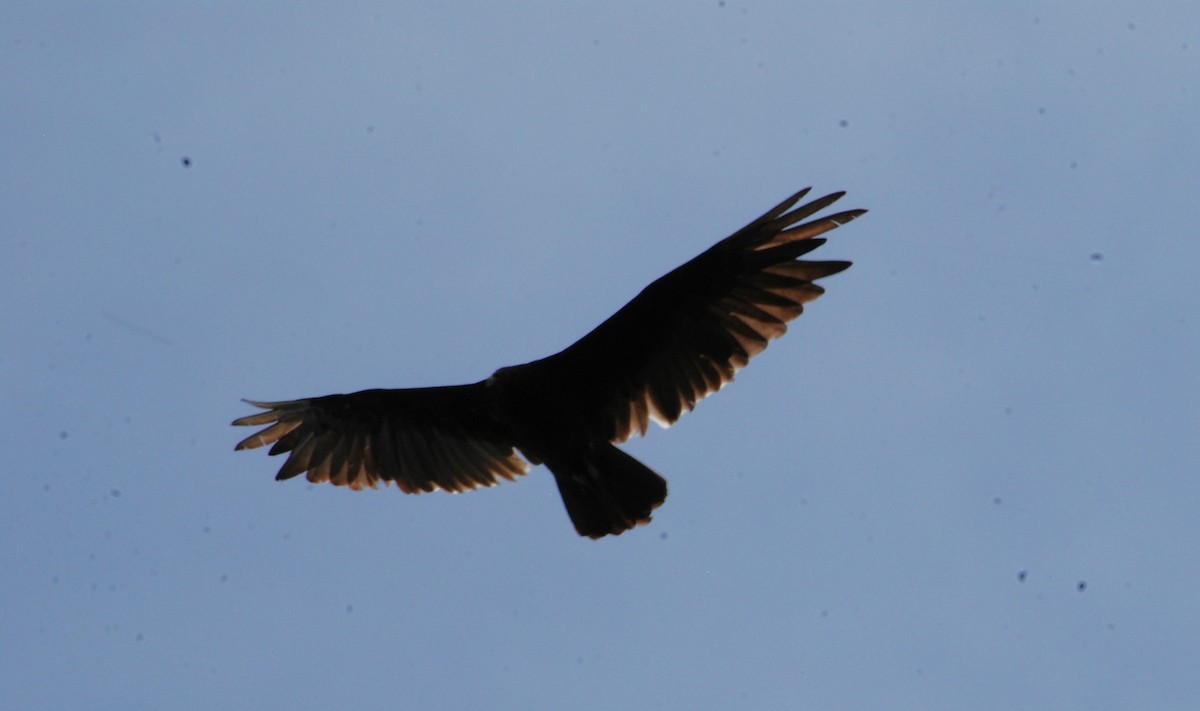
[233,187,864,538]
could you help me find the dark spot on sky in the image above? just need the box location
[659,531,668,540]
[59,430,68,440]
[181,156,192,167]
[993,497,1002,505]
[839,119,849,127]
[1038,107,1046,115]
[1090,252,1104,261]
[346,604,354,613]
[1078,580,1087,592]
[1018,570,1028,582]
[110,489,121,498]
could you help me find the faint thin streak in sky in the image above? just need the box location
[100,310,173,346]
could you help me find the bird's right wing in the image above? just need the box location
[232,385,528,493]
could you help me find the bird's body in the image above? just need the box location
[234,187,865,538]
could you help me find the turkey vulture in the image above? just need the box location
[233,187,864,538]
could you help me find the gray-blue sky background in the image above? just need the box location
[4,3,1198,709]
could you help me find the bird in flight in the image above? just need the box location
[234,187,865,538]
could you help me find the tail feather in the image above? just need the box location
[548,443,668,539]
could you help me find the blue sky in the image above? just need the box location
[4,3,1198,709]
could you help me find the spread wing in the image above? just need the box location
[232,385,528,493]
[543,188,865,443]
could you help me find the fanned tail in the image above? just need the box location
[547,443,668,539]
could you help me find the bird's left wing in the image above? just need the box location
[536,188,864,444]
[232,385,528,493]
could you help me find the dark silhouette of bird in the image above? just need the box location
[233,187,865,538]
